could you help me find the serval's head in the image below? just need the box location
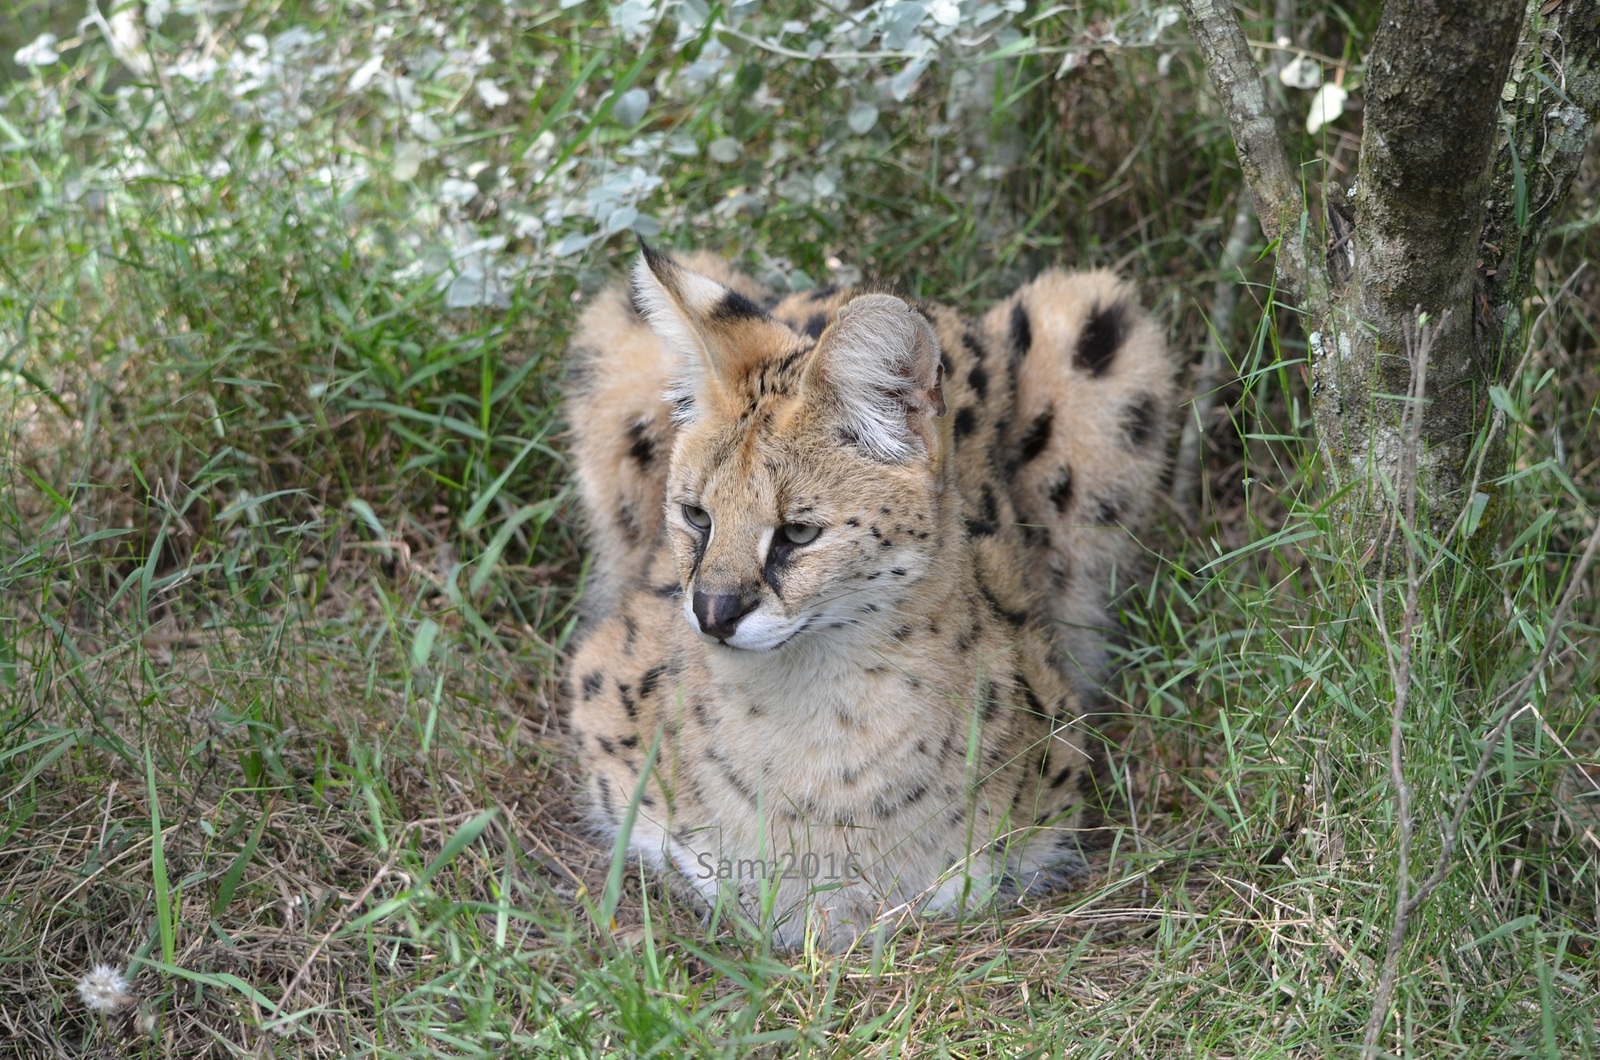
[632,244,950,652]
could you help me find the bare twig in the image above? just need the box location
[1362,300,1600,1048]
[1174,195,1257,516]
[1179,0,1320,307]
[1363,308,1436,1054]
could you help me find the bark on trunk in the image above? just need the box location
[1181,0,1600,550]
[1482,1,1600,345]
[1315,0,1524,536]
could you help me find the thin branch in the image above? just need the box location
[1363,473,1600,1052]
[1174,195,1256,516]
[1363,308,1437,1054]
[1179,0,1319,307]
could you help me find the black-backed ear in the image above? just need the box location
[807,294,945,463]
[631,241,769,424]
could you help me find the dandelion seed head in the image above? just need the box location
[77,964,133,1014]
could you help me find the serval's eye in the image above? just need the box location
[778,523,821,546]
[683,505,712,530]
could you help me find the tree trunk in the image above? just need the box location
[1317,0,1523,538]
[1182,0,1600,549]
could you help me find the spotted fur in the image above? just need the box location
[563,247,1175,949]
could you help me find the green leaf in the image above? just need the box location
[411,618,440,668]
[1488,384,1522,424]
[146,749,175,966]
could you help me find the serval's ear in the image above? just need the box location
[631,240,773,425]
[805,293,946,463]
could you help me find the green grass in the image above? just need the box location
[2,1,1597,1056]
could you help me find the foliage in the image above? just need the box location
[1,1,1597,1056]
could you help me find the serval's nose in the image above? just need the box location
[692,590,759,641]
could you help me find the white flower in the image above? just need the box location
[77,964,133,1014]
[1306,82,1349,134]
[348,53,384,93]
[1278,55,1323,91]
[475,79,510,108]
[927,0,961,28]
[14,33,60,66]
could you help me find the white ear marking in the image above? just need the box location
[631,253,725,425]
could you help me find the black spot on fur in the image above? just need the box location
[775,347,804,376]
[626,420,656,468]
[617,682,637,719]
[1095,498,1121,525]
[979,583,1027,628]
[638,664,666,700]
[617,499,640,543]
[598,737,616,755]
[981,681,1001,721]
[619,735,639,749]
[596,775,616,815]
[966,518,996,537]
[893,624,913,640]
[980,484,999,525]
[873,782,930,818]
[1076,300,1129,377]
[963,329,987,362]
[1048,467,1074,512]
[707,750,758,805]
[1050,763,1076,789]
[764,538,797,596]
[1009,301,1032,358]
[709,288,767,322]
[1017,408,1054,465]
[953,407,977,438]
[1123,393,1157,447]
[1015,672,1046,717]
[581,671,604,700]
[622,615,639,654]
[967,364,989,400]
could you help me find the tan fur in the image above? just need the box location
[562,248,1176,949]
